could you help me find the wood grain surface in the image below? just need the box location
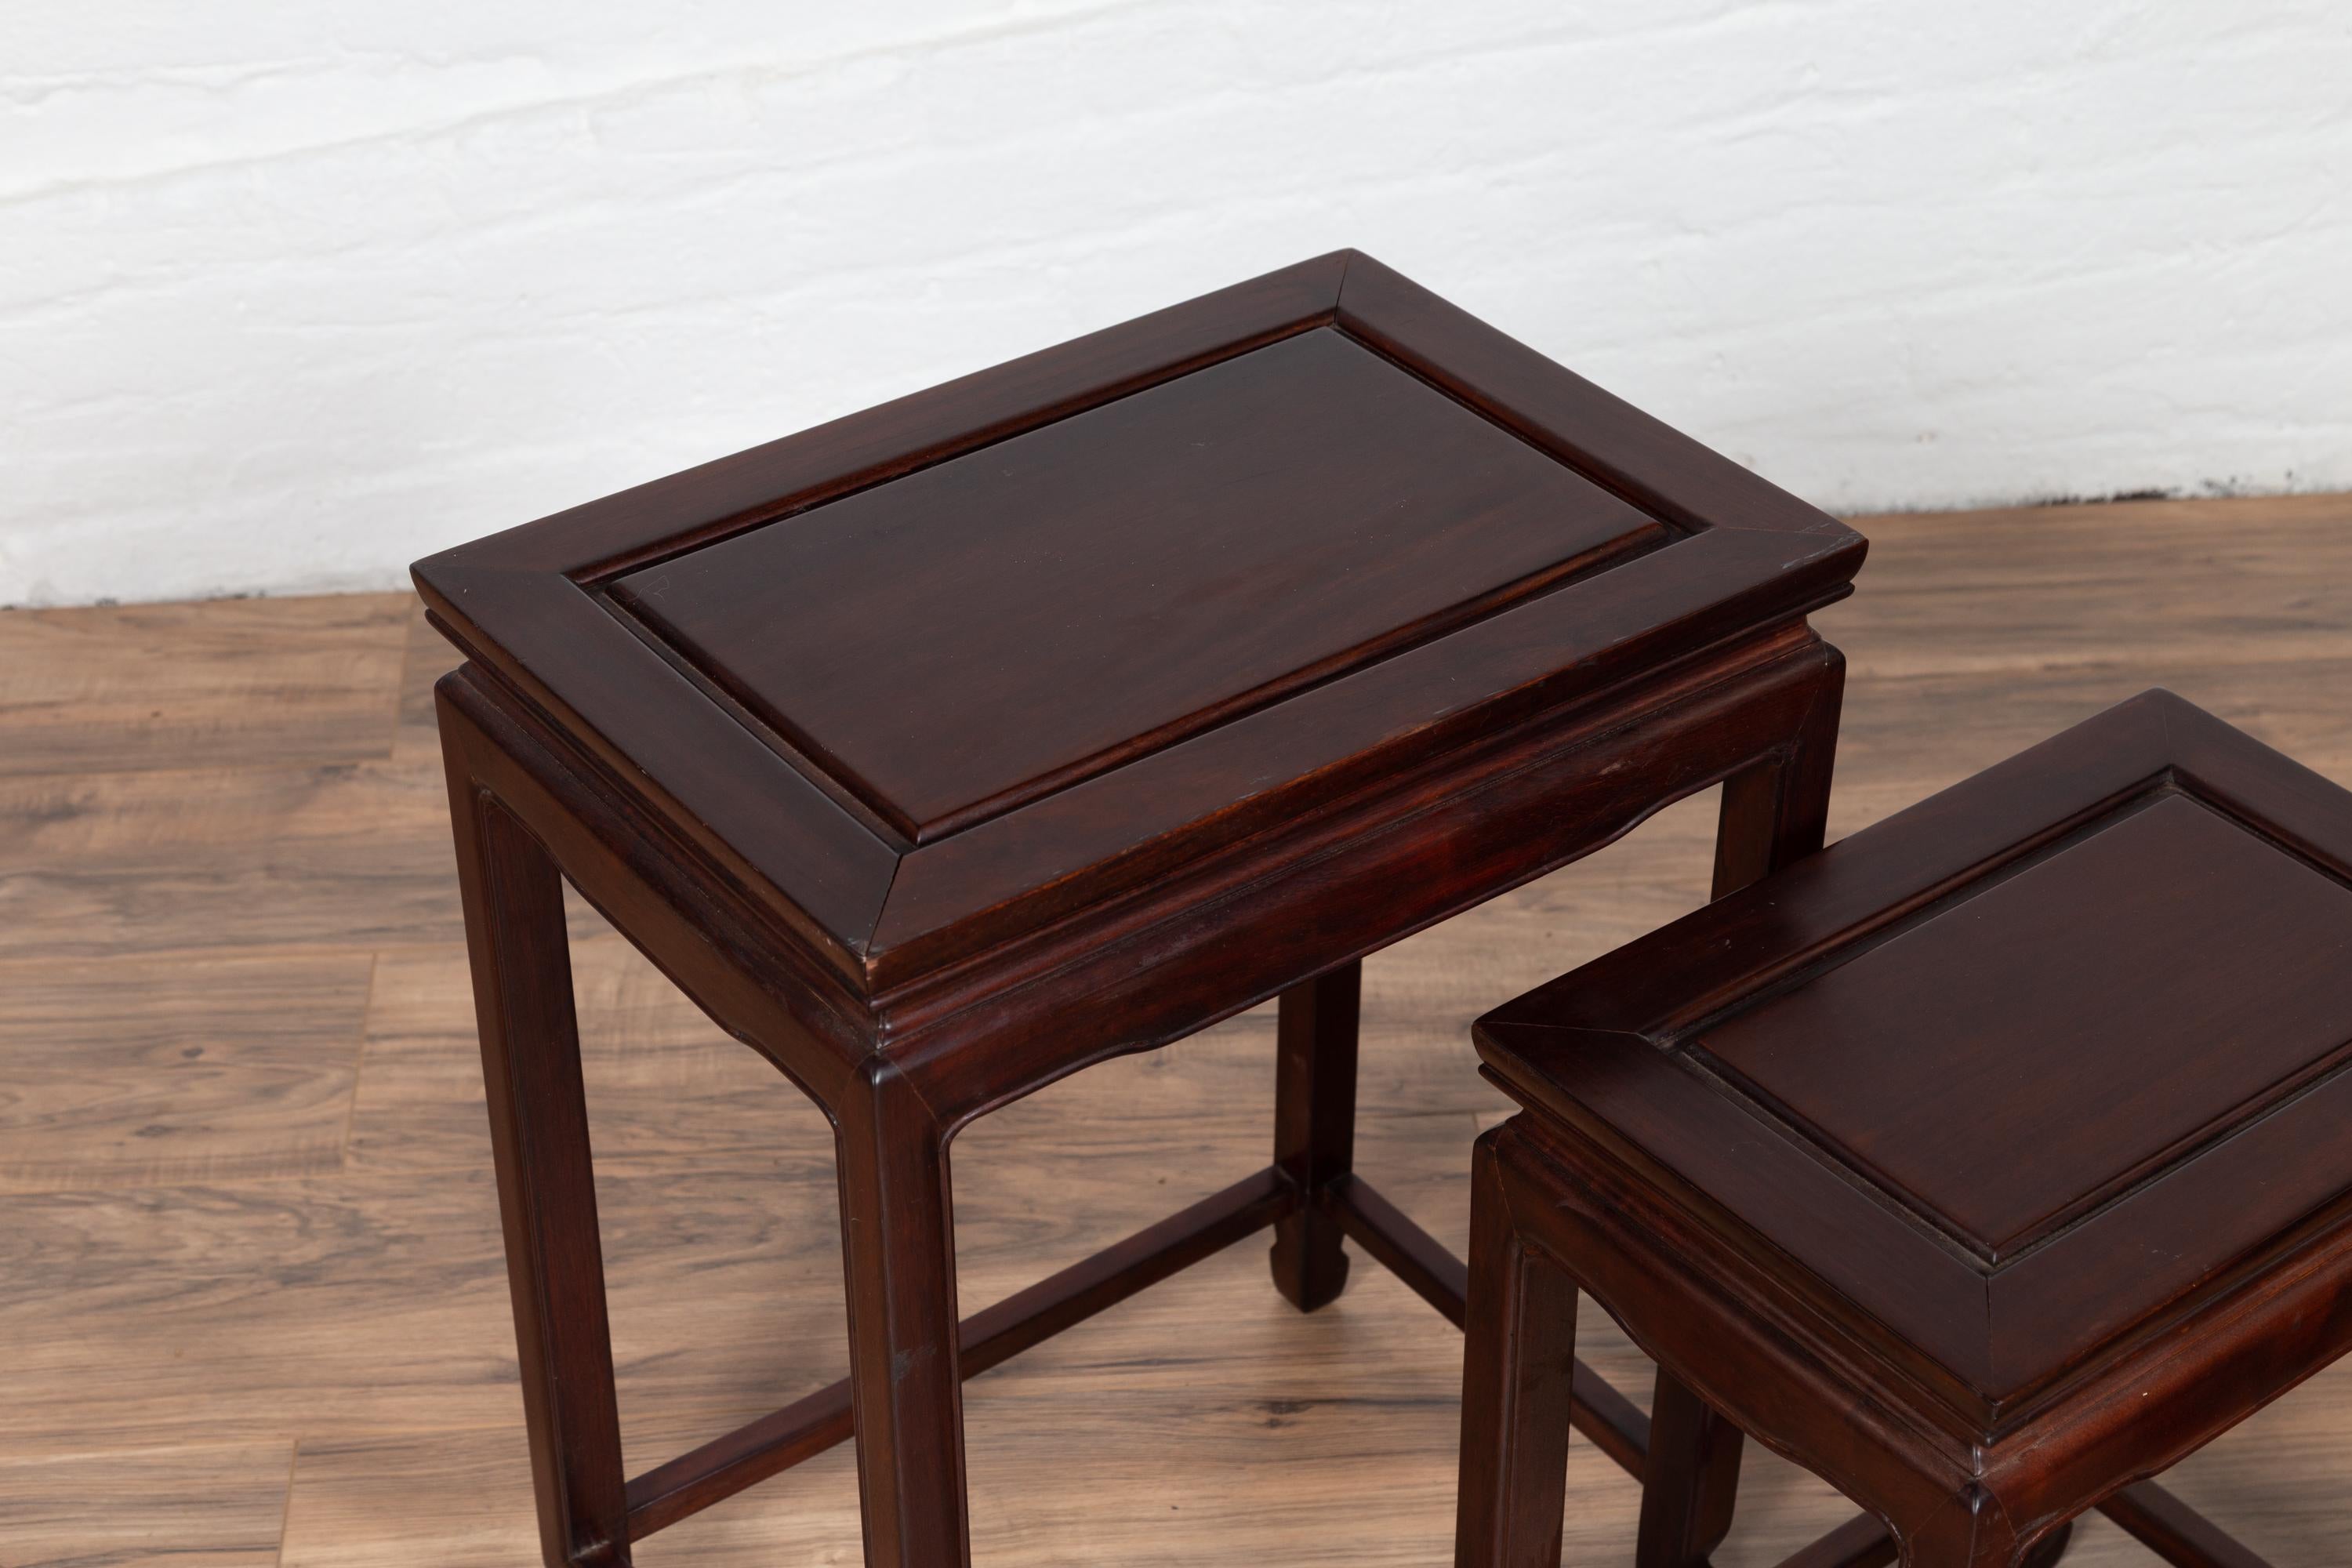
[1699,789,2352,1261]
[3,492,2349,1565]
[608,325,1660,837]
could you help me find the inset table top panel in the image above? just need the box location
[608,328,1658,840]
[1479,691,2352,1414]
[416,251,1864,992]
[1702,791,2352,1261]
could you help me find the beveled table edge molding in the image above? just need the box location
[416,251,1866,996]
[1486,1109,2352,1562]
[441,619,1848,1096]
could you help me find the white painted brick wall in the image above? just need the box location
[4,1,2348,606]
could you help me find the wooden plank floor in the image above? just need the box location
[3,492,2350,1566]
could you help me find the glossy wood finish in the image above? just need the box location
[1700,792,2352,1261]
[419,252,1866,1565]
[1272,961,1363,1312]
[415,249,1864,992]
[1481,690,2352,1414]
[1464,691,2352,1566]
[608,327,1661,840]
[435,552,1854,1566]
[441,773,628,1568]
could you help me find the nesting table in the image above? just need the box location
[418,252,1867,1566]
[1465,691,2352,1566]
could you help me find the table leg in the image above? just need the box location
[836,1061,971,1568]
[445,765,631,1568]
[1639,1374,1746,1567]
[1711,644,1842,898]
[1455,1131,1581,1568]
[1271,960,1363,1311]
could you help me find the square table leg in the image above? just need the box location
[1454,1131,1581,1568]
[1270,959,1363,1311]
[1457,1124,2083,1568]
[834,1061,974,1567]
[445,758,632,1568]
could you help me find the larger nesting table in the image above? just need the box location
[416,251,1866,1566]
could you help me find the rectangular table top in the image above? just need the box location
[416,251,1863,993]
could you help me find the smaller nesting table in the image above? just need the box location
[1462,690,2352,1566]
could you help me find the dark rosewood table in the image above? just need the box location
[1462,690,2352,1567]
[416,251,1866,1567]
